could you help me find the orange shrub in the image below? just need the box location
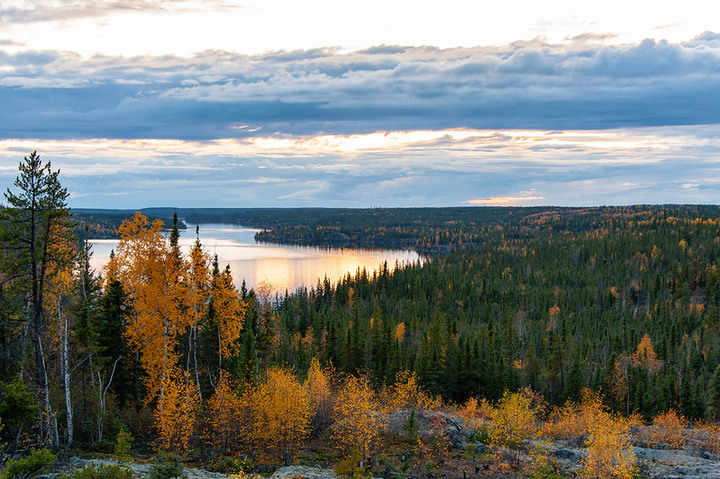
[542,389,605,444]
[388,370,441,412]
[652,409,687,449]
[580,411,636,479]
[457,397,493,431]
[490,390,539,450]
[692,420,720,454]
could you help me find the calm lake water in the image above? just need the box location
[89,223,422,294]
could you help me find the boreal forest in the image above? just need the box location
[4,152,720,478]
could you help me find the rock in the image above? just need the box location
[270,465,337,479]
[552,448,586,462]
[385,410,468,449]
[65,457,234,478]
[474,442,490,454]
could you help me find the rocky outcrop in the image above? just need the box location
[385,409,468,449]
[61,458,234,478]
[269,465,337,479]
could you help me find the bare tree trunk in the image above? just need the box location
[60,297,73,446]
[193,326,202,403]
[38,337,59,448]
[96,356,121,443]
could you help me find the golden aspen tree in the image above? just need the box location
[393,322,406,343]
[106,212,189,409]
[185,231,211,397]
[304,358,335,434]
[44,264,76,446]
[251,367,310,460]
[489,390,540,452]
[206,371,243,453]
[210,264,246,370]
[613,335,664,415]
[156,368,200,453]
[388,370,439,411]
[332,375,383,460]
[580,412,636,479]
[633,334,663,373]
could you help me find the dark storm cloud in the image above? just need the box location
[0,34,719,140]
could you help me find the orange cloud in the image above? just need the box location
[465,196,544,205]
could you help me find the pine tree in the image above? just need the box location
[0,151,74,447]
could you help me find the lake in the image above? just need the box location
[89,223,422,294]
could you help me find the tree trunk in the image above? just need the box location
[60,297,73,446]
[38,337,59,448]
[96,356,121,443]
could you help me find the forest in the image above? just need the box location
[3,152,720,478]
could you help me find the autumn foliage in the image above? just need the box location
[543,389,607,444]
[580,412,636,479]
[156,369,200,454]
[651,409,687,448]
[205,372,244,453]
[250,367,310,460]
[332,375,383,460]
[304,358,335,434]
[489,389,541,451]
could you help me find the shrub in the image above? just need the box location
[61,464,133,479]
[206,373,245,454]
[542,389,606,445]
[651,409,687,448]
[692,420,720,454]
[304,358,335,434]
[457,396,493,431]
[250,367,310,461]
[1,448,57,479]
[114,428,134,462]
[334,446,371,479]
[149,452,187,479]
[490,390,540,450]
[387,371,440,412]
[580,412,636,478]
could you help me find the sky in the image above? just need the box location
[1,0,720,208]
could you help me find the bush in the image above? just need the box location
[1,448,57,479]
[114,428,134,462]
[651,409,687,449]
[212,456,253,474]
[61,464,133,479]
[490,390,540,450]
[0,379,38,447]
[149,452,187,479]
[580,412,636,478]
[334,446,371,479]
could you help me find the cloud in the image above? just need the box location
[0,35,719,140]
[2,125,719,208]
[0,0,238,25]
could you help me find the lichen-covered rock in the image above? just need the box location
[64,458,235,478]
[385,409,468,449]
[269,465,337,479]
